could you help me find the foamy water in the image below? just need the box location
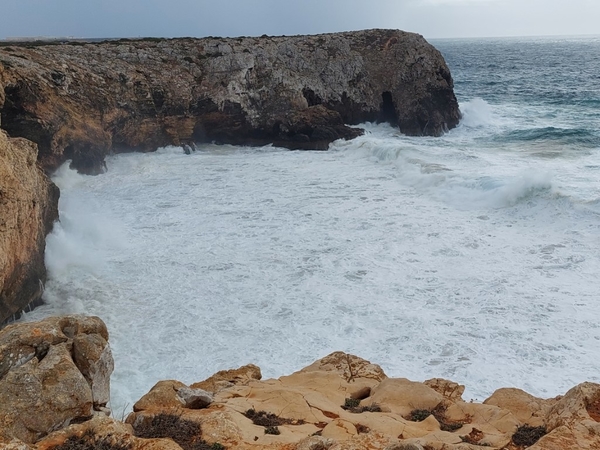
[22,37,600,412]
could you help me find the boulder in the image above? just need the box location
[190,363,262,394]
[484,387,556,427]
[0,130,58,324]
[0,316,113,444]
[0,30,460,174]
[132,381,213,412]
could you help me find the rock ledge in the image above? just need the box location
[2,316,600,450]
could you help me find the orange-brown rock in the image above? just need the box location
[483,387,556,427]
[5,320,600,450]
[0,316,113,444]
[35,415,183,450]
[123,352,526,450]
[0,130,58,324]
[190,363,262,394]
[0,30,460,175]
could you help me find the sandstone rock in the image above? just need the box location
[36,415,184,450]
[0,130,58,324]
[190,363,262,393]
[368,378,445,416]
[385,442,424,450]
[15,335,600,450]
[300,351,387,383]
[295,435,335,450]
[526,422,600,450]
[73,332,114,408]
[0,316,113,444]
[545,381,600,429]
[424,378,465,402]
[132,380,187,412]
[484,387,555,427]
[0,30,459,174]
[321,419,358,441]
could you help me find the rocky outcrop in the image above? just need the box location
[0,130,58,325]
[0,30,459,174]
[10,316,600,449]
[0,315,113,444]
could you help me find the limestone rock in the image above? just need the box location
[385,443,424,450]
[368,378,445,416]
[176,386,213,409]
[424,378,465,402]
[0,130,58,324]
[132,380,187,412]
[190,363,262,394]
[0,30,459,174]
[300,351,387,383]
[73,332,114,408]
[10,334,600,450]
[545,381,600,429]
[527,422,600,450]
[0,316,113,444]
[484,387,556,427]
[36,415,184,450]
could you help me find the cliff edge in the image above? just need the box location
[2,316,600,450]
[0,29,459,174]
[0,130,58,325]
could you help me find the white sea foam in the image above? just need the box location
[22,121,600,414]
[459,98,498,128]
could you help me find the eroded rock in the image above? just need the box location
[0,30,460,174]
[0,316,113,444]
[0,131,58,325]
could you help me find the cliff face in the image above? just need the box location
[0,130,58,325]
[0,29,459,174]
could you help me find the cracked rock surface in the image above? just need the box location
[5,317,600,449]
[0,30,459,174]
[0,315,113,444]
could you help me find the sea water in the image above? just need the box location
[22,36,600,412]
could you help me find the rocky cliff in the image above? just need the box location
[2,316,600,450]
[0,29,459,174]
[0,130,58,325]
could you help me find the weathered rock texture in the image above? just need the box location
[0,29,459,174]
[0,130,58,325]
[0,315,113,444]
[2,318,600,450]
[121,352,600,450]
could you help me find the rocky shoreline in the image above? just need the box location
[1,315,600,450]
[0,30,459,175]
[0,29,460,325]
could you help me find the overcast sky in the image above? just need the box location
[1,0,598,40]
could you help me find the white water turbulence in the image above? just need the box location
[23,37,600,412]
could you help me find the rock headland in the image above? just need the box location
[2,316,600,450]
[0,29,460,324]
[0,29,459,175]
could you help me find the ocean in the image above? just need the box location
[22,36,600,413]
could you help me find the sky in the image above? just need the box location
[1,0,598,40]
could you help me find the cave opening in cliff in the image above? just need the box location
[380,91,399,127]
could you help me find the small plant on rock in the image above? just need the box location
[48,430,131,450]
[264,426,280,435]
[342,398,360,410]
[342,398,382,414]
[408,409,432,422]
[132,413,224,450]
[512,425,547,447]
